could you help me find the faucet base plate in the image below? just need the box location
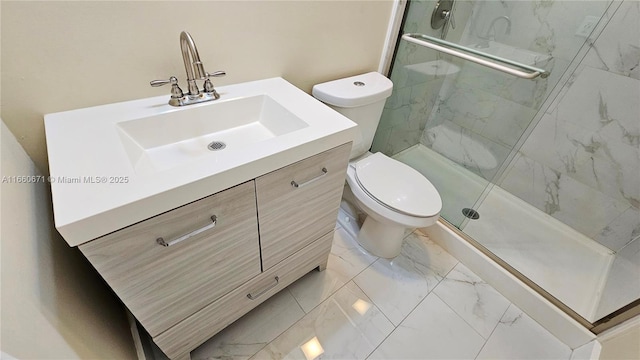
[169,90,220,107]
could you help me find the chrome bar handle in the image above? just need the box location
[247,276,279,300]
[156,215,217,247]
[291,167,328,188]
[402,33,550,80]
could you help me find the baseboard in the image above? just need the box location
[423,221,596,349]
[570,340,602,360]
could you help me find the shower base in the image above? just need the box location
[393,144,613,322]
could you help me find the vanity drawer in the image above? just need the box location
[79,181,261,337]
[153,230,334,359]
[256,142,351,270]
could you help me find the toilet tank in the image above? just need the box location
[312,72,393,159]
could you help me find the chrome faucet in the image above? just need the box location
[150,31,226,106]
[180,31,206,96]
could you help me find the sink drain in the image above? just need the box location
[207,141,226,151]
[462,208,480,220]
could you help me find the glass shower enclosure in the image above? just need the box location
[373,0,639,326]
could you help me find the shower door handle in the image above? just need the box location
[402,33,550,80]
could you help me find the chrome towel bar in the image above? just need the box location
[402,33,550,80]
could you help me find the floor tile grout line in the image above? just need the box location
[253,227,461,359]
[433,291,489,341]
[284,228,380,316]
[363,322,398,360]
[353,232,456,327]
[248,228,366,359]
[424,232,517,348]
[249,274,359,360]
[287,287,306,315]
[357,229,460,329]
[441,259,460,278]
[293,272,349,315]
[363,270,460,360]
[209,226,518,360]
[259,255,383,360]
[215,289,312,360]
[473,302,514,360]
[352,280,396,328]
[431,262,506,341]
[293,229,358,315]
[363,296,404,360]
[245,289,308,359]
[382,267,459,349]
[294,225,380,314]
[322,228,393,360]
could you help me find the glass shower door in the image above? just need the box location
[372,0,639,324]
[372,0,493,228]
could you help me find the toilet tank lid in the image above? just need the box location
[312,72,393,108]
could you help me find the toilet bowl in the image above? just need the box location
[345,152,441,258]
[313,72,442,258]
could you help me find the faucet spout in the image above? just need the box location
[151,30,225,106]
[180,31,206,95]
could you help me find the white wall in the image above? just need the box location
[0,0,394,173]
[0,121,136,359]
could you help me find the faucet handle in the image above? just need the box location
[150,76,179,87]
[206,71,226,78]
[443,9,456,29]
[150,76,184,99]
[202,71,225,97]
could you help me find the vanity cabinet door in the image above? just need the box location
[79,181,260,337]
[154,231,334,359]
[256,142,351,270]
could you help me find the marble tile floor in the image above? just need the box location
[147,225,578,360]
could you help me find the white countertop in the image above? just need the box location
[45,77,356,246]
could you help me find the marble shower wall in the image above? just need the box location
[372,0,474,155]
[500,0,640,254]
[418,0,610,181]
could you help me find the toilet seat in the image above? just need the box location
[353,152,442,218]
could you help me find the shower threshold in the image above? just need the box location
[393,144,614,322]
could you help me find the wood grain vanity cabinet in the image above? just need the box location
[256,143,352,270]
[78,142,351,360]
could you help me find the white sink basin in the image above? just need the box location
[117,95,308,174]
[45,77,356,246]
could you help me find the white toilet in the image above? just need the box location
[313,72,442,258]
